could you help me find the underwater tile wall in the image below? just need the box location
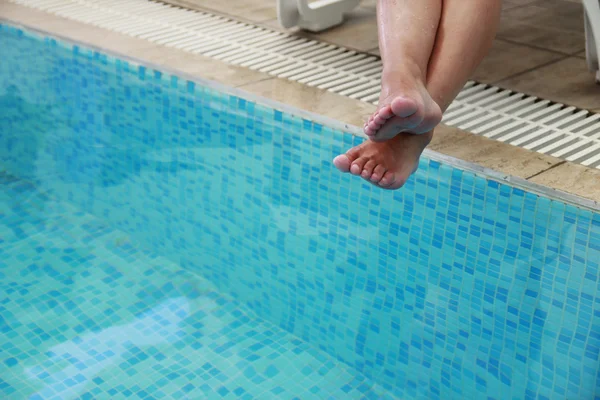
[1,24,599,399]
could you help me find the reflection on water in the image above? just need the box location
[26,297,191,399]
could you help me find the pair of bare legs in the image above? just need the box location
[333,0,502,189]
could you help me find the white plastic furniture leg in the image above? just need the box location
[583,0,600,83]
[277,0,361,32]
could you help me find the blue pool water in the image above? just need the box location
[0,23,599,400]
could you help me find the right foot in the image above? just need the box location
[333,130,432,190]
[365,72,442,142]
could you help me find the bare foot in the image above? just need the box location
[365,72,442,142]
[333,131,432,190]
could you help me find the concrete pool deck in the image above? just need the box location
[1,0,599,206]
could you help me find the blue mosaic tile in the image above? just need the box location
[0,174,391,400]
[1,23,599,399]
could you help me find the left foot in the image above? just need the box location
[365,93,441,142]
[333,131,432,190]
[364,65,442,142]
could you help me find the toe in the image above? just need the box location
[345,146,361,161]
[334,133,422,190]
[365,106,395,136]
[390,97,418,118]
[333,154,351,172]
[373,114,388,125]
[384,172,408,190]
[365,125,377,137]
[333,145,363,173]
[368,96,427,140]
[370,122,400,142]
[378,105,394,119]
[374,106,394,124]
[350,157,368,175]
[367,114,377,127]
[378,171,395,188]
[370,164,386,183]
[388,178,407,190]
[372,111,424,141]
[360,160,377,179]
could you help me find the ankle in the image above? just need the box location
[380,65,426,102]
[381,59,426,86]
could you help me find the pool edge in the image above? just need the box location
[1,13,599,213]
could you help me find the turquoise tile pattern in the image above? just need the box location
[1,24,599,399]
[0,173,391,399]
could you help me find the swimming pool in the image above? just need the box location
[0,22,599,399]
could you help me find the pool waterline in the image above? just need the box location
[1,17,598,214]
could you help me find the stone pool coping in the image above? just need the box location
[1,0,599,211]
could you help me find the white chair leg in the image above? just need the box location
[582,0,600,81]
[277,0,300,29]
[277,0,361,32]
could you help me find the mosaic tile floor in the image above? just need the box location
[0,174,395,399]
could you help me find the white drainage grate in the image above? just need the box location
[445,84,600,168]
[7,0,600,168]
